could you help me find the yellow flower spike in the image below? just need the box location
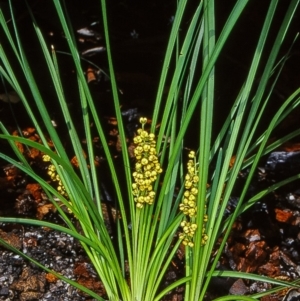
[45,162,68,200]
[132,117,162,208]
[201,234,209,246]
[179,150,209,247]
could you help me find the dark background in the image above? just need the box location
[0,0,299,141]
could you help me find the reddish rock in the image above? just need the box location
[243,229,261,242]
[269,247,280,265]
[258,262,280,277]
[274,208,293,223]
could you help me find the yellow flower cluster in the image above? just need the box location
[42,154,67,197]
[179,151,208,247]
[179,151,198,218]
[132,117,162,208]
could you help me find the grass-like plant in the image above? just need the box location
[1,0,300,300]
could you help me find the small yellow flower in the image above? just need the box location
[48,165,56,172]
[43,154,51,162]
[47,170,54,177]
[188,151,195,158]
[191,188,198,195]
[141,158,148,165]
[139,117,147,124]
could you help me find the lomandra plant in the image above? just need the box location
[1,0,300,300]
